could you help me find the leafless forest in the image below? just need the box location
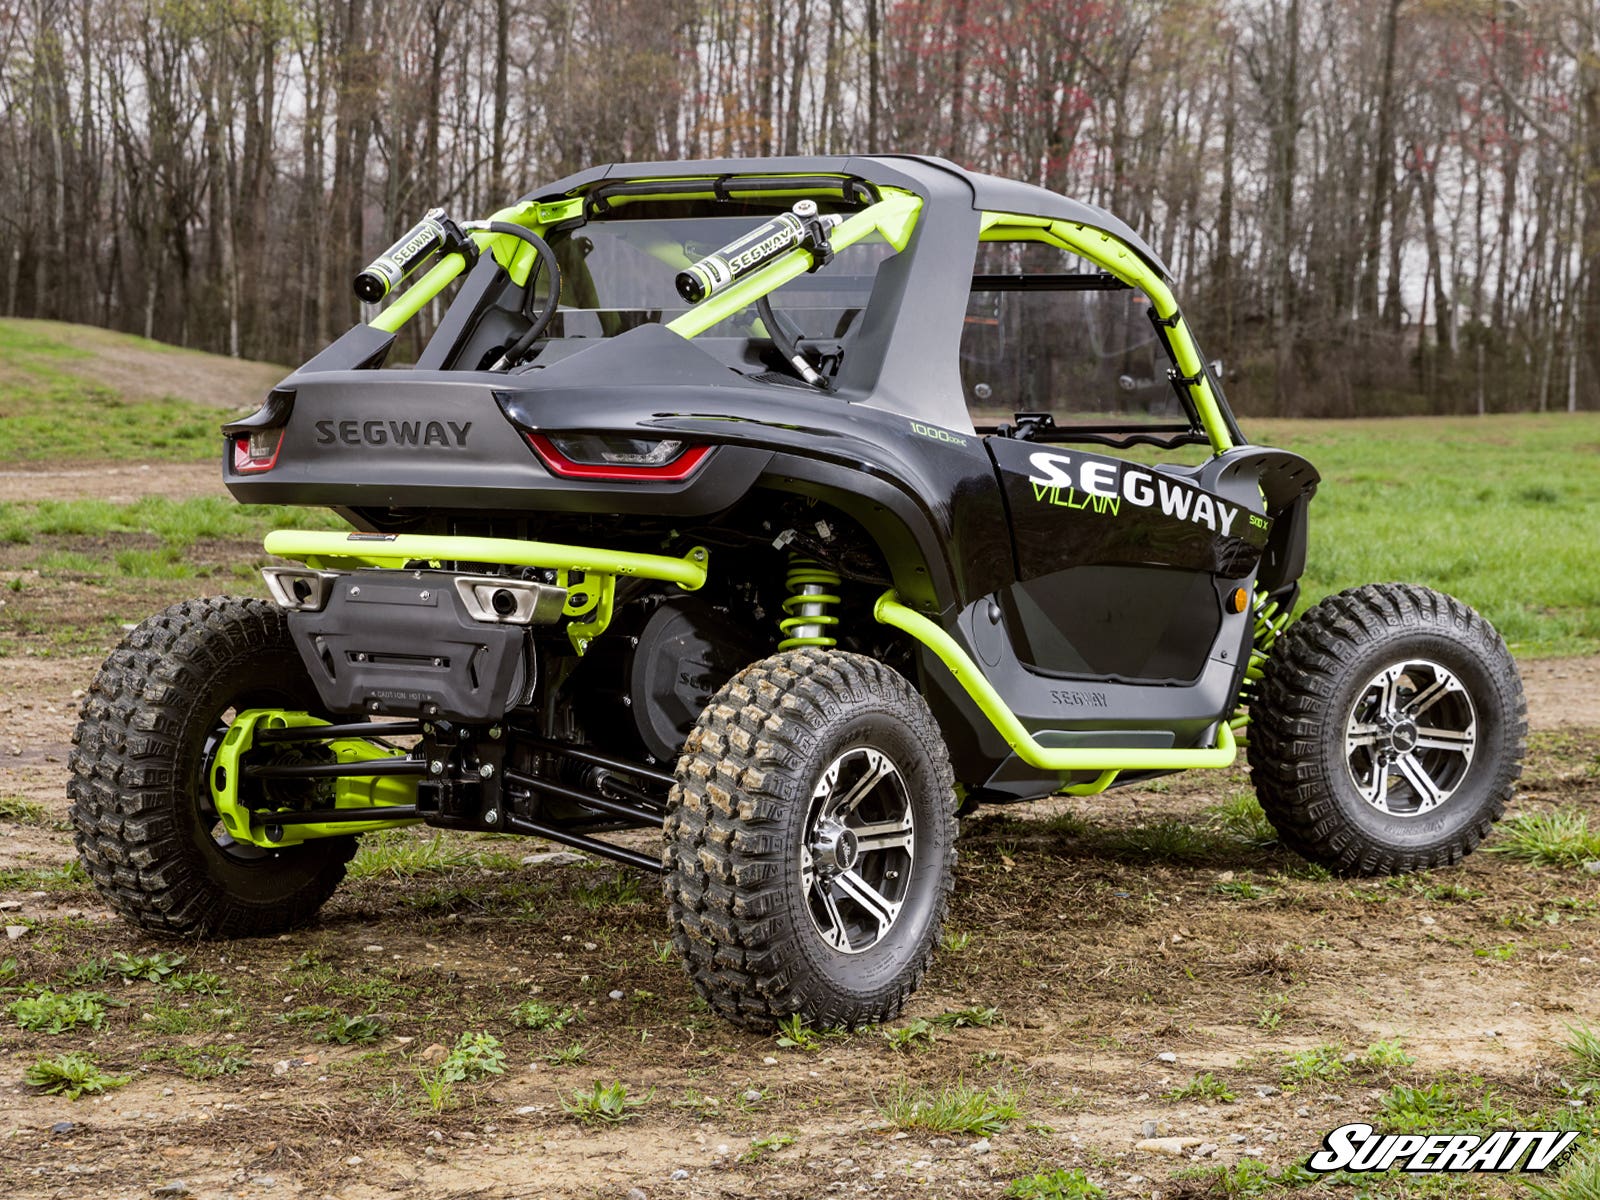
[1,0,1597,415]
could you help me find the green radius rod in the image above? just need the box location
[872,591,1238,773]
[262,531,708,590]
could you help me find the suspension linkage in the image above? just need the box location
[253,720,425,744]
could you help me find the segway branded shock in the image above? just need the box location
[353,207,477,304]
[777,557,842,649]
[676,200,843,304]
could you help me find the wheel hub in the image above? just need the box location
[1344,659,1477,817]
[809,820,860,875]
[798,746,915,955]
[1376,715,1419,758]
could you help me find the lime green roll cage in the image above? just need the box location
[232,175,1238,848]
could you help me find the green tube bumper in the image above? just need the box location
[263,531,709,590]
[872,591,1238,774]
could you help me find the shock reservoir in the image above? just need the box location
[676,199,843,303]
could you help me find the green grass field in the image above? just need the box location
[1253,415,1600,657]
[0,318,276,461]
[0,320,1594,658]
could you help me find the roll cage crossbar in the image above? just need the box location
[583,173,882,215]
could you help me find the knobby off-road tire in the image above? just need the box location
[1249,583,1526,876]
[69,597,356,937]
[664,648,958,1030]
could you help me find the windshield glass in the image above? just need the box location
[536,210,896,343]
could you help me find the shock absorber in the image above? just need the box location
[1231,588,1293,730]
[777,557,842,650]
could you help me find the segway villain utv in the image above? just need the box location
[69,156,1526,1029]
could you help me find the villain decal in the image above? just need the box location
[1024,449,1245,536]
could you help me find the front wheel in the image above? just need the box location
[663,649,958,1030]
[69,597,356,937]
[1248,583,1526,875]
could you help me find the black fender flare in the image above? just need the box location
[753,452,963,616]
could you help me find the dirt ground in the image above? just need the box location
[2,647,1598,1199]
[0,462,225,504]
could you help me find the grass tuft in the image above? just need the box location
[415,1031,507,1113]
[544,1041,587,1065]
[1488,810,1600,869]
[437,1031,506,1082]
[1356,1038,1414,1073]
[1526,1137,1600,1200]
[0,795,48,824]
[1206,792,1278,846]
[110,950,187,982]
[320,1012,389,1045]
[1378,1080,1517,1133]
[1005,1168,1105,1200]
[350,832,483,880]
[24,1052,130,1099]
[932,1005,1001,1029]
[562,1079,649,1125]
[774,1014,823,1052]
[1561,1024,1600,1089]
[1165,1072,1236,1103]
[1174,1158,1318,1198]
[882,1018,936,1051]
[8,990,111,1033]
[877,1081,1021,1137]
[1280,1043,1347,1086]
[741,1131,796,1161]
[511,1000,582,1033]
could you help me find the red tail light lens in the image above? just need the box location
[233,428,285,473]
[526,433,709,481]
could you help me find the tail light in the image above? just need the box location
[526,433,709,481]
[225,388,295,474]
[232,428,285,473]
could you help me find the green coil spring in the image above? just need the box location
[777,557,842,650]
[1230,589,1293,731]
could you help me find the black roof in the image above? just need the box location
[526,153,1170,279]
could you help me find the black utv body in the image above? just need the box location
[70,156,1526,1028]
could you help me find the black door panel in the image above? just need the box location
[985,438,1269,686]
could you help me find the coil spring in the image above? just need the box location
[1230,589,1292,731]
[777,557,842,650]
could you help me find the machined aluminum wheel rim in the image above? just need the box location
[1344,658,1477,818]
[799,747,915,955]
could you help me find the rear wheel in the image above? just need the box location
[69,597,356,937]
[664,648,957,1029]
[1249,583,1526,875]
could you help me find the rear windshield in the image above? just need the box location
[537,208,896,343]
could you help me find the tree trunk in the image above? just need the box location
[1358,0,1400,325]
